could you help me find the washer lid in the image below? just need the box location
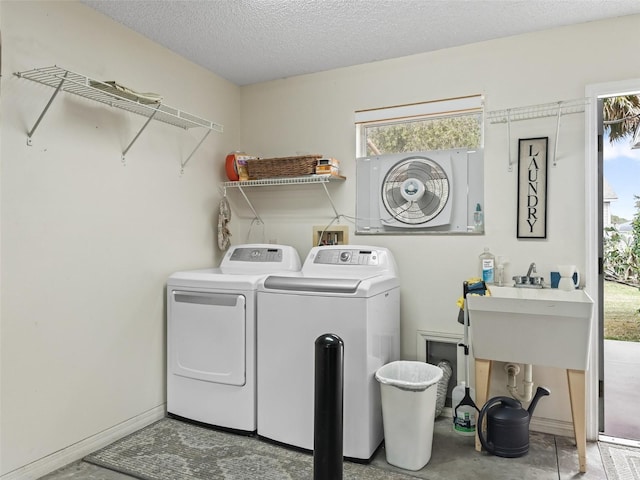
[168,268,266,289]
[263,276,361,294]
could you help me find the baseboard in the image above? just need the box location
[436,409,575,442]
[1,404,166,480]
[441,408,574,439]
[531,416,575,438]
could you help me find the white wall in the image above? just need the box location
[0,2,242,476]
[238,15,640,432]
[2,2,640,476]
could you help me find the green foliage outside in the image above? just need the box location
[633,201,640,264]
[365,115,481,155]
[603,182,639,345]
[603,95,640,144]
[603,206,640,286]
[604,281,640,341]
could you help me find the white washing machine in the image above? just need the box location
[257,245,400,460]
[167,244,301,433]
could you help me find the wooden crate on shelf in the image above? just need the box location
[246,155,322,179]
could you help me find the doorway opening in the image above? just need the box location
[586,81,640,447]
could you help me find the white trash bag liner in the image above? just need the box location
[375,360,443,391]
[375,361,444,471]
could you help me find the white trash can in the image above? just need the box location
[375,361,443,471]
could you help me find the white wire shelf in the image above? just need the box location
[222,175,346,223]
[486,98,590,170]
[221,174,345,188]
[14,65,223,168]
[486,98,589,124]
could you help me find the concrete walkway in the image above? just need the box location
[604,339,640,440]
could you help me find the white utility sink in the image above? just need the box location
[466,286,594,370]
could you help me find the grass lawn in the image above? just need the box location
[605,280,640,341]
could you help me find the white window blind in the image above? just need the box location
[355,95,484,124]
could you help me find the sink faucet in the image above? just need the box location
[513,262,543,288]
[526,262,536,279]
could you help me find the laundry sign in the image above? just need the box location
[517,137,548,239]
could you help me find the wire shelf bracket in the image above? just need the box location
[221,175,346,224]
[14,65,223,168]
[487,98,589,170]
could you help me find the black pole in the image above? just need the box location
[313,333,344,480]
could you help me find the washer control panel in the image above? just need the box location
[314,249,379,266]
[229,247,283,263]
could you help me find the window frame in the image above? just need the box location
[355,95,484,157]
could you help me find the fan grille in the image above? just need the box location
[381,157,450,225]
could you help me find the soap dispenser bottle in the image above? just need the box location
[479,247,495,284]
[474,203,484,232]
[496,261,505,286]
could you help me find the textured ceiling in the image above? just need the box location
[82,0,640,86]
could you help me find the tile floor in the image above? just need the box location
[41,338,640,480]
[41,339,640,479]
[39,416,607,480]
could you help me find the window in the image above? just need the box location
[354,95,485,235]
[355,95,484,157]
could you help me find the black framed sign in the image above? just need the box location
[517,137,548,238]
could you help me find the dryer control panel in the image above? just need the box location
[229,247,283,262]
[313,248,379,266]
[220,244,301,274]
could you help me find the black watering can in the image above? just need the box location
[477,386,551,458]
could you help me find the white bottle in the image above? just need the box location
[473,203,484,232]
[496,262,505,287]
[452,381,476,436]
[479,247,495,284]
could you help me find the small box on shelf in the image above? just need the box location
[315,157,340,176]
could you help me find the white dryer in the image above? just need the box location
[257,245,400,460]
[167,244,301,433]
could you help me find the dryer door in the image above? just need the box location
[169,290,246,386]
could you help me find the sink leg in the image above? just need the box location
[474,358,492,452]
[567,369,587,473]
